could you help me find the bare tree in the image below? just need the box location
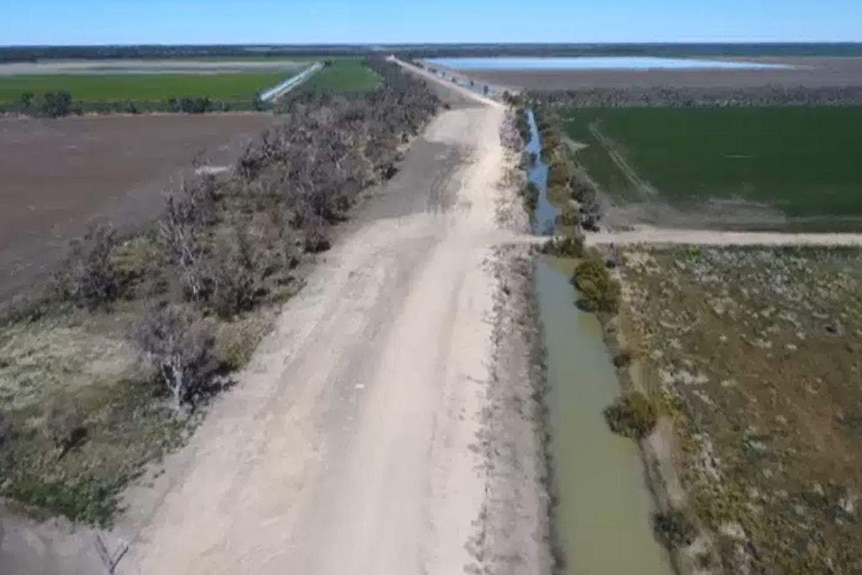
[158,177,216,301]
[132,305,216,409]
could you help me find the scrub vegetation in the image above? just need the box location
[619,245,862,574]
[0,58,439,526]
[532,107,602,231]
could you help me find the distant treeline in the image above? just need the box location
[529,85,862,108]
[4,43,862,63]
[0,91,270,117]
[0,45,372,63]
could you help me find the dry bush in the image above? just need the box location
[131,305,216,409]
[158,177,217,301]
[56,224,120,308]
[234,60,439,257]
[208,226,259,317]
[603,391,658,439]
[294,211,331,253]
[42,396,87,458]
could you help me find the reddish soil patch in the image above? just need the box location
[460,57,862,90]
[0,113,274,304]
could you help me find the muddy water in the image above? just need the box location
[536,261,672,575]
[528,109,672,574]
[526,109,558,234]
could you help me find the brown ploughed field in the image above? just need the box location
[0,113,274,304]
[462,57,862,90]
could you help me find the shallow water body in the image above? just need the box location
[527,111,672,574]
[536,260,672,575]
[525,109,557,234]
[429,56,792,71]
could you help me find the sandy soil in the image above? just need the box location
[0,113,274,306]
[94,72,548,575]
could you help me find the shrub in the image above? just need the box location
[604,391,658,439]
[555,204,580,227]
[572,253,621,314]
[209,227,259,317]
[42,396,87,457]
[41,90,73,118]
[522,181,539,212]
[301,215,332,253]
[0,411,11,445]
[542,235,585,258]
[653,509,696,549]
[613,348,633,368]
[547,158,573,191]
[131,305,216,409]
[56,224,120,309]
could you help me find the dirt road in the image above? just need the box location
[587,226,862,246]
[110,72,548,575]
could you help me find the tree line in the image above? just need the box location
[0,90,271,118]
[51,56,440,410]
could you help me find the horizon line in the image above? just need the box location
[4,41,862,49]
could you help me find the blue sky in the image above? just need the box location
[2,0,861,46]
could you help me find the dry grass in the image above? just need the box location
[619,245,862,574]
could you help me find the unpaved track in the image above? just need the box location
[587,226,862,246]
[117,83,519,574]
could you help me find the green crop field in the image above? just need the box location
[0,72,289,103]
[562,107,862,218]
[300,59,381,94]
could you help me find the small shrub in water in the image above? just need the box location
[542,235,584,258]
[572,252,621,314]
[604,391,657,439]
[522,182,539,212]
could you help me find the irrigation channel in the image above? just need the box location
[526,110,673,574]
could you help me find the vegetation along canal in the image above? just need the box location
[527,109,673,574]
